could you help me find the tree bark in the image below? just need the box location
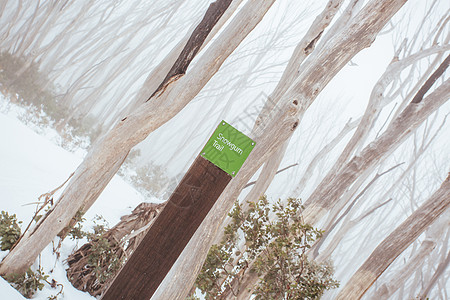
[149,0,232,99]
[212,0,346,261]
[336,174,450,300]
[124,0,245,114]
[254,0,345,130]
[292,117,360,196]
[66,202,165,297]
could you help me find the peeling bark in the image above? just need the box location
[150,0,233,99]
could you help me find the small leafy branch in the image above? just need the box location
[66,202,165,296]
[67,213,124,283]
[1,208,116,299]
[5,266,64,299]
[65,213,126,295]
[85,215,124,284]
[13,173,74,253]
[0,211,22,251]
[1,210,64,299]
[6,267,48,298]
[195,196,339,299]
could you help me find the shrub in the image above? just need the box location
[87,235,124,284]
[66,213,124,285]
[195,196,339,299]
[0,51,100,149]
[83,215,124,284]
[0,211,22,251]
[67,210,87,240]
[6,267,48,299]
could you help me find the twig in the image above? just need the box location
[312,162,404,257]
[11,173,74,251]
[376,102,397,138]
[244,163,298,189]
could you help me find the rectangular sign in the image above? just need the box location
[201,120,255,177]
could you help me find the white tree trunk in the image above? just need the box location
[292,117,360,196]
[372,211,448,298]
[336,174,450,300]
[419,246,450,298]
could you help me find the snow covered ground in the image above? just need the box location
[0,96,146,299]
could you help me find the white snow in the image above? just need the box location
[0,97,146,299]
[0,277,25,300]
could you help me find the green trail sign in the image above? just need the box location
[201,120,255,177]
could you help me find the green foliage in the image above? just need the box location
[67,212,109,241]
[0,210,64,299]
[91,215,109,235]
[86,216,124,283]
[6,267,49,299]
[254,256,338,299]
[68,210,87,240]
[66,212,123,284]
[87,234,124,284]
[5,268,64,299]
[195,196,339,299]
[0,211,22,251]
[195,244,232,296]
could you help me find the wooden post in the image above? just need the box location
[101,121,255,300]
